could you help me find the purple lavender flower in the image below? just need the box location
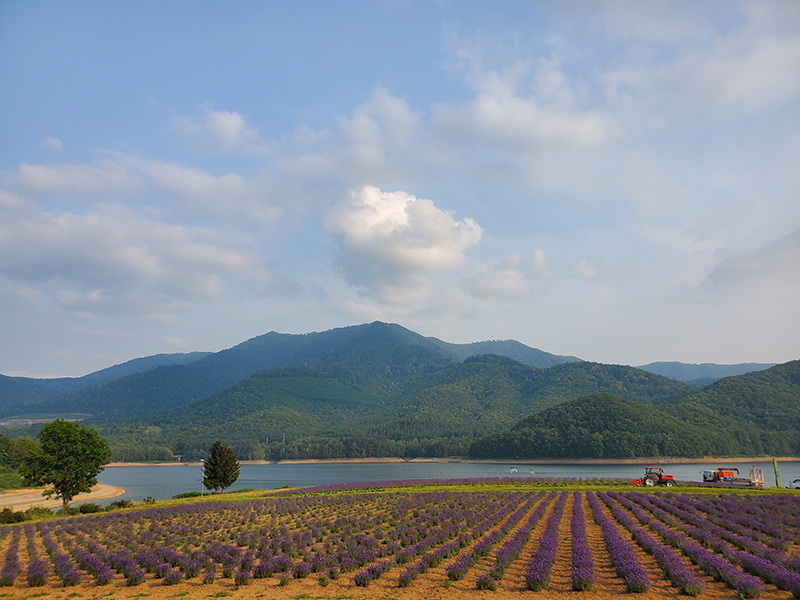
[526,491,568,591]
[125,566,146,586]
[26,558,48,587]
[571,493,596,591]
[234,569,252,585]
[162,570,183,585]
[61,569,83,587]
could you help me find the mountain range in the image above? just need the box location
[0,322,795,461]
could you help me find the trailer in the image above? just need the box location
[701,467,764,487]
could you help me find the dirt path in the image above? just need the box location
[0,484,125,510]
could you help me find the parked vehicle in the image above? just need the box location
[701,467,764,487]
[630,467,675,487]
[788,478,800,490]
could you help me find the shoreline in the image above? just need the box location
[106,455,800,468]
[0,484,126,511]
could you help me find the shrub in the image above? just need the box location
[172,491,203,499]
[125,567,146,586]
[202,569,216,584]
[0,507,25,523]
[234,570,252,585]
[78,502,104,514]
[162,570,183,586]
[24,506,52,520]
[61,569,83,586]
[476,572,497,590]
[26,559,48,587]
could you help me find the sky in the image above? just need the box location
[1,1,799,378]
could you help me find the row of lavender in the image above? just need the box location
[0,490,528,588]
[0,487,797,596]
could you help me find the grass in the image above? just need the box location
[0,466,28,490]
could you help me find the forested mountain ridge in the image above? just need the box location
[469,393,721,459]
[0,352,210,409]
[0,322,574,422]
[100,355,701,461]
[2,322,794,462]
[470,361,800,460]
[638,361,774,385]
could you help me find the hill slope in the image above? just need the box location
[469,393,722,459]
[0,352,210,409]
[470,361,800,460]
[3,322,575,422]
[638,361,774,385]
[99,356,698,461]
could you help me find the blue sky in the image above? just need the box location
[1,1,798,377]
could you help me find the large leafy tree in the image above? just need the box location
[20,419,112,508]
[203,440,240,493]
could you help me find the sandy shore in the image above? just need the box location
[105,455,799,468]
[0,484,126,511]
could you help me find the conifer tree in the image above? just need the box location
[203,440,240,493]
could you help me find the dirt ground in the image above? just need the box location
[0,484,126,511]
[0,491,796,600]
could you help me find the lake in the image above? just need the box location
[96,459,800,503]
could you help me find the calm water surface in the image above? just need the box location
[96,460,800,503]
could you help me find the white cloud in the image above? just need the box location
[162,335,190,349]
[342,300,385,322]
[465,264,528,298]
[602,4,800,114]
[43,136,64,151]
[0,200,274,316]
[434,30,615,157]
[13,154,282,224]
[280,87,419,185]
[0,189,27,211]
[577,261,595,279]
[325,185,483,304]
[117,154,282,223]
[464,250,552,298]
[17,160,141,194]
[173,107,272,154]
[708,229,800,290]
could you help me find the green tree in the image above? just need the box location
[19,419,112,508]
[203,440,240,493]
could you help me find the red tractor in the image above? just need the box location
[630,467,676,487]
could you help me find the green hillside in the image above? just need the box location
[638,361,774,385]
[470,361,800,460]
[97,356,700,461]
[4,322,794,463]
[469,393,725,459]
[661,360,800,456]
[2,322,570,422]
[0,352,210,409]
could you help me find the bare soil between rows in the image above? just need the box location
[0,489,796,600]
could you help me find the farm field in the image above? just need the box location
[0,481,798,600]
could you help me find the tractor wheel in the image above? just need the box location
[664,481,674,487]
[643,475,657,486]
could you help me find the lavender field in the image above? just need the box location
[0,482,798,599]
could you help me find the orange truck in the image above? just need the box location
[702,467,764,487]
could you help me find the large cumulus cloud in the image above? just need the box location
[325,186,483,304]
